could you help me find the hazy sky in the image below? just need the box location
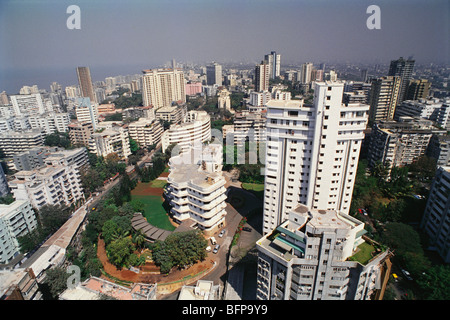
[0,0,449,92]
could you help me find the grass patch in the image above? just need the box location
[242,183,265,199]
[349,241,376,265]
[131,195,175,231]
[150,179,167,189]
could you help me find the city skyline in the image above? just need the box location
[0,0,449,93]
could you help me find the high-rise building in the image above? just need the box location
[206,62,222,86]
[420,166,450,263]
[388,57,415,103]
[10,93,45,116]
[255,62,270,92]
[256,203,393,300]
[405,79,431,101]
[262,81,369,235]
[300,63,313,84]
[264,51,281,79]
[141,68,186,109]
[76,67,97,104]
[368,76,401,123]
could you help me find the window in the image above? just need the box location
[288,111,299,116]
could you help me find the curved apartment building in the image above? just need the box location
[165,144,226,236]
[161,111,211,153]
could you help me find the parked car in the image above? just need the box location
[213,244,220,254]
[242,227,252,232]
[206,246,211,252]
[210,237,217,245]
[401,269,413,281]
[219,230,226,238]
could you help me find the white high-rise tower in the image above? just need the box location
[262,81,369,235]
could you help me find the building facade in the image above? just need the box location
[420,166,450,263]
[0,200,37,265]
[128,118,164,148]
[89,126,131,160]
[368,76,401,123]
[262,81,369,235]
[165,144,227,236]
[76,67,97,104]
[142,68,186,109]
[0,130,45,157]
[256,204,392,300]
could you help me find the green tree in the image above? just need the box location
[106,237,135,268]
[43,267,70,299]
[416,264,450,300]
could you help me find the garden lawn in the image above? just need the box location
[242,183,265,199]
[131,194,175,231]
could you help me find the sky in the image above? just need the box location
[0,0,449,93]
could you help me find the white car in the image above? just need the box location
[206,246,211,252]
[219,230,226,238]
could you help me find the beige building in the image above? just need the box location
[141,68,186,109]
[68,121,94,147]
[368,76,401,123]
[76,67,97,103]
[128,118,163,148]
[89,125,131,159]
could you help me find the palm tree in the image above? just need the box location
[133,230,146,250]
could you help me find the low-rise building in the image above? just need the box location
[0,268,42,300]
[128,118,163,148]
[0,200,37,265]
[9,165,84,210]
[367,117,445,170]
[89,126,131,159]
[0,129,45,157]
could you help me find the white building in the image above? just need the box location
[161,111,211,153]
[27,112,70,134]
[420,166,450,263]
[10,94,45,116]
[262,81,369,235]
[0,200,37,265]
[165,144,227,236]
[141,68,186,109]
[9,165,84,210]
[128,118,164,148]
[75,98,99,130]
[0,129,45,157]
[256,204,392,300]
[89,126,131,160]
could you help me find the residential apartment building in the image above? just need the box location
[27,112,70,134]
[76,67,97,104]
[232,110,266,145]
[68,121,94,147]
[0,200,37,265]
[89,126,131,160]
[128,118,163,148]
[75,97,99,130]
[405,79,431,101]
[388,57,415,103]
[10,93,45,116]
[141,68,186,109]
[394,98,450,130]
[0,129,45,157]
[9,164,84,210]
[0,165,8,197]
[217,88,232,112]
[256,204,392,300]
[262,81,369,235]
[427,134,450,167]
[206,62,222,86]
[255,62,270,92]
[161,111,211,153]
[367,117,444,170]
[0,268,42,300]
[420,166,450,263]
[12,146,60,171]
[165,144,227,236]
[155,104,187,124]
[264,51,281,79]
[368,76,401,124]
